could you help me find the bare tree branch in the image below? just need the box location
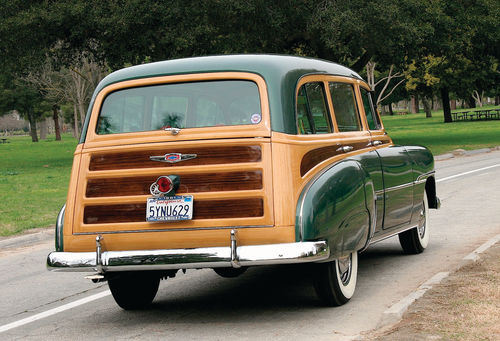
[378,78,406,104]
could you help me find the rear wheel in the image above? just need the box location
[108,272,160,310]
[313,251,358,306]
[399,192,430,254]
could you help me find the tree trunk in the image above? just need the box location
[433,96,441,110]
[441,87,452,123]
[27,111,39,142]
[415,94,419,113]
[78,102,86,132]
[495,96,499,106]
[350,51,372,73]
[450,99,456,110]
[53,104,61,141]
[73,103,79,139]
[423,97,432,118]
[39,119,48,140]
[388,104,394,115]
[466,96,476,109]
[410,96,417,114]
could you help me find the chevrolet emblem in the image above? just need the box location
[150,153,197,163]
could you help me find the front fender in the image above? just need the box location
[296,160,373,260]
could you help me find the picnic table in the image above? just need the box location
[451,108,500,121]
[1,138,8,144]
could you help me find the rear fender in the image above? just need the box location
[296,160,374,260]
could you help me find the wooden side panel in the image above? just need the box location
[300,141,370,176]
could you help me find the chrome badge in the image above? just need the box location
[150,153,197,163]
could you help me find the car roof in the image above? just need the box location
[96,54,361,90]
[81,55,364,141]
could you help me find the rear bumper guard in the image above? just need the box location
[47,230,329,273]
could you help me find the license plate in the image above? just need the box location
[146,195,193,222]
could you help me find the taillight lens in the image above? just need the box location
[157,176,173,193]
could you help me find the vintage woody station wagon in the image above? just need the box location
[47,55,440,309]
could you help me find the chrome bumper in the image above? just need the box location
[47,232,329,273]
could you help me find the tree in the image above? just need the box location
[24,55,108,139]
[2,0,498,129]
[1,1,437,72]
[407,0,500,122]
[0,75,46,142]
[404,56,443,118]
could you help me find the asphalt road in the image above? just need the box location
[1,150,500,341]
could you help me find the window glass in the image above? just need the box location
[361,88,381,130]
[297,86,313,134]
[96,80,261,134]
[329,83,362,132]
[296,82,331,134]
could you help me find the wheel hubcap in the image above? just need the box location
[337,255,352,285]
[418,204,426,239]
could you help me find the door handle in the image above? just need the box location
[337,145,354,153]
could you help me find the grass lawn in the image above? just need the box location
[382,106,500,155]
[0,134,78,236]
[1,108,499,236]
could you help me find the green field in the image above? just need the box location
[1,109,500,236]
[382,107,500,156]
[0,135,78,236]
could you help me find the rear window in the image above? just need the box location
[96,80,262,134]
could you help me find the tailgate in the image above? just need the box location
[72,138,274,234]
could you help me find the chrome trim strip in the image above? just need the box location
[47,241,330,272]
[416,171,435,182]
[373,170,435,197]
[373,171,436,196]
[369,224,418,244]
[384,182,414,193]
[415,171,436,185]
[73,225,273,235]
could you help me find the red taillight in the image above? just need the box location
[157,176,173,193]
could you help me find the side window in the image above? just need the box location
[329,83,362,132]
[361,88,381,130]
[296,82,332,134]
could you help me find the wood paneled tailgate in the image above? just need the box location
[73,142,274,234]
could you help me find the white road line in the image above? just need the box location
[0,290,111,334]
[437,164,500,183]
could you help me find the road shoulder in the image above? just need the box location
[0,227,53,250]
[367,238,500,340]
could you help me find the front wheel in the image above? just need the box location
[399,192,430,254]
[108,272,160,310]
[313,251,358,306]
